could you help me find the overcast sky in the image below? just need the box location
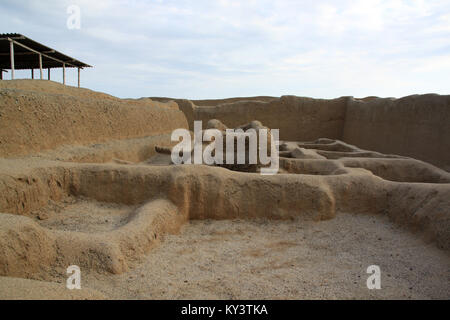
[1,0,449,99]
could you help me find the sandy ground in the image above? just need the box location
[34,198,137,233]
[52,213,449,300]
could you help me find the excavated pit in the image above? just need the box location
[0,81,449,299]
[1,148,449,279]
[1,137,449,299]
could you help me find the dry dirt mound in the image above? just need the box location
[0,80,187,158]
[0,79,120,101]
[0,80,180,109]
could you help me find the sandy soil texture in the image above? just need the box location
[0,81,449,300]
[77,214,449,300]
[0,80,187,157]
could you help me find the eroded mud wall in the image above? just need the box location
[189,96,348,141]
[342,94,450,171]
[176,94,449,171]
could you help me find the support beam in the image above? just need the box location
[48,68,50,80]
[63,63,66,85]
[39,54,43,79]
[78,68,80,88]
[4,36,26,40]
[6,37,78,68]
[0,50,55,56]
[9,40,15,80]
[31,69,34,79]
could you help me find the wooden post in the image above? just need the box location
[78,68,80,88]
[63,63,66,85]
[39,54,43,79]
[48,68,50,80]
[31,69,34,79]
[10,40,15,80]
[0,70,3,81]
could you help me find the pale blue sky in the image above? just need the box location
[1,0,450,99]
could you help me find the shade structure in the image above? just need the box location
[0,33,91,87]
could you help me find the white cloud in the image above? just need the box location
[0,0,449,98]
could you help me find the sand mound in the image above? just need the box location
[0,213,56,278]
[0,79,119,101]
[0,80,187,158]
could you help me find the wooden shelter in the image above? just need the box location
[0,33,91,87]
